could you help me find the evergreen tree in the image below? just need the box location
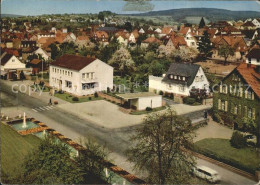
[197,30,213,58]
[199,17,206,28]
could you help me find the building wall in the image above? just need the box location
[34,48,49,61]
[212,70,259,129]
[1,56,26,71]
[149,68,209,97]
[49,59,113,96]
[129,96,162,110]
[246,58,260,66]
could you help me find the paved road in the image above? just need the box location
[1,81,256,184]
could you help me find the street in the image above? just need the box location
[1,80,256,184]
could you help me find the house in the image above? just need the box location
[92,31,109,44]
[115,30,129,46]
[0,53,27,80]
[28,59,45,75]
[128,30,139,44]
[75,36,90,48]
[149,63,209,101]
[33,47,50,61]
[212,48,259,132]
[166,35,187,50]
[251,19,260,28]
[116,92,163,111]
[141,37,161,48]
[49,54,113,96]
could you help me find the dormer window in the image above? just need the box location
[169,75,174,79]
[183,77,185,81]
[174,75,177,79]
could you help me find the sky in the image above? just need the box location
[1,0,260,16]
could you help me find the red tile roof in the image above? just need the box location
[142,37,161,44]
[237,63,260,98]
[246,48,260,59]
[51,54,96,71]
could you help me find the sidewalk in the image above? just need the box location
[1,79,68,105]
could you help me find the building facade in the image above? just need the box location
[49,54,113,96]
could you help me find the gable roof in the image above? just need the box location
[30,59,41,65]
[1,53,13,66]
[162,63,200,86]
[51,54,96,71]
[246,48,260,59]
[142,37,161,44]
[236,63,260,98]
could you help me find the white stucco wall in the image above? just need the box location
[137,96,162,110]
[149,67,210,96]
[49,59,113,96]
[1,56,26,71]
[246,57,260,65]
[34,48,49,60]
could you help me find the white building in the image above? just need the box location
[34,47,50,61]
[1,53,27,80]
[49,55,113,96]
[149,63,210,97]
[117,92,162,111]
[246,48,260,66]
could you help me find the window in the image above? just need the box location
[86,73,89,78]
[71,72,73,77]
[82,83,95,90]
[221,100,225,111]
[169,74,173,79]
[248,108,252,119]
[201,75,204,81]
[234,105,238,115]
[65,81,72,88]
[179,85,185,92]
[82,73,85,79]
[247,91,252,99]
[12,59,15,62]
[65,71,67,75]
[183,77,186,81]
[174,75,177,79]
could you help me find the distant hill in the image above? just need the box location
[1,14,24,18]
[124,8,260,22]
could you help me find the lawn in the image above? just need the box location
[194,138,260,174]
[1,122,42,178]
[54,92,102,103]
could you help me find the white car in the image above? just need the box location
[193,165,221,183]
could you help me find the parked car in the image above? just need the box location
[193,165,221,183]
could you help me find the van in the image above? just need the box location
[193,165,221,183]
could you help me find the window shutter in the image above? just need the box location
[230,102,233,114]
[225,101,228,112]
[240,87,243,97]
[245,90,248,99]
[220,85,222,93]
[239,105,241,115]
[218,99,221,110]
[244,106,247,117]
[229,85,232,94]
[252,92,254,100]
[252,108,255,120]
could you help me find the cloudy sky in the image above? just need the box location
[2,0,260,16]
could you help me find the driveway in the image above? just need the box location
[194,117,233,142]
[58,100,145,129]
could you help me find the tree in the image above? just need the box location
[218,44,234,65]
[76,138,109,183]
[21,136,85,184]
[124,21,132,32]
[199,17,206,29]
[108,47,135,76]
[98,12,105,21]
[49,43,59,60]
[197,31,213,58]
[149,60,164,76]
[171,47,198,62]
[127,108,196,184]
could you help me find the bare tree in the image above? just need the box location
[127,108,196,184]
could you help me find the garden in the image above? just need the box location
[194,138,260,174]
[54,91,102,103]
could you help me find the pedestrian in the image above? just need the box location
[49,98,52,105]
[204,110,208,119]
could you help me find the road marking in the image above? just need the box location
[32,109,38,112]
[38,107,46,111]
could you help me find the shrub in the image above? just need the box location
[88,97,92,100]
[159,91,164,96]
[183,97,196,105]
[212,111,222,123]
[72,97,79,101]
[107,87,111,93]
[94,92,98,98]
[146,107,153,111]
[230,131,247,149]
